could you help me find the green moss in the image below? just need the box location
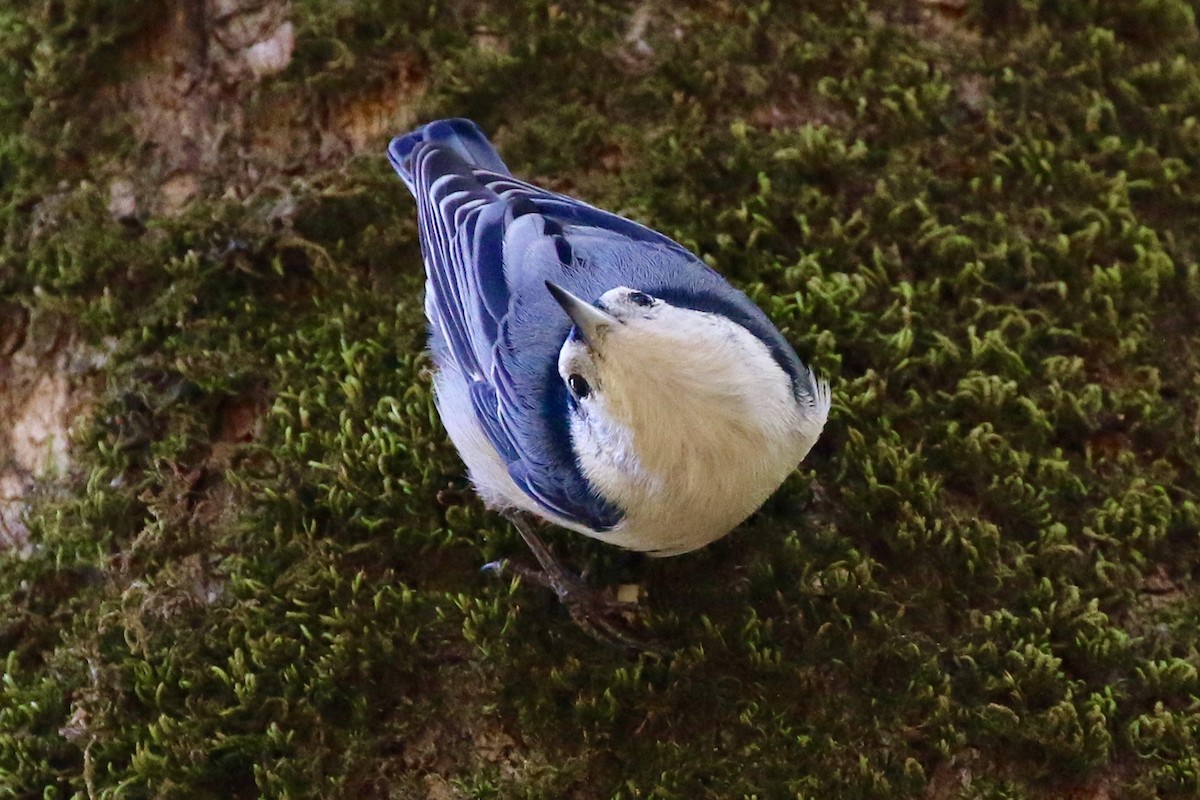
[3,0,1200,798]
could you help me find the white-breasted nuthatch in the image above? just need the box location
[388,119,829,637]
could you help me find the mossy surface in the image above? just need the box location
[3,1,1200,797]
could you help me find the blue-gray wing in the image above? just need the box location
[388,120,818,530]
[390,123,658,530]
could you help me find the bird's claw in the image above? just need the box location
[486,556,663,653]
[494,513,669,655]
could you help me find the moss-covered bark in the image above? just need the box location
[3,1,1200,797]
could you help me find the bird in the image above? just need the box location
[387,118,830,646]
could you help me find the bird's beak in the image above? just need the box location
[545,281,618,346]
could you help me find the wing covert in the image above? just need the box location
[407,142,623,531]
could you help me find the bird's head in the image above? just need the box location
[546,281,828,553]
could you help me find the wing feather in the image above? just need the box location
[404,138,623,530]
[392,120,818,531]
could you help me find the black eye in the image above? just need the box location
[627,291,654,307]
[567,374,591,398]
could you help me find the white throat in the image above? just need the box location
[569,307,828,555]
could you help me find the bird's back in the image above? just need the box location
[388,119,825,540]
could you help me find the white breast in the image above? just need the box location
[431,308,830,557]
[569,310,829,555]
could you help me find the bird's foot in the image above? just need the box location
[483,558,659,651]
[487,513,668,655]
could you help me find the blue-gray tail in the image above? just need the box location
[387,118,510,194]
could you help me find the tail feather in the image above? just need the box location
[387,118,510,193]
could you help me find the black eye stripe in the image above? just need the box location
[568,374,591,398]
[628,291,654,307]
